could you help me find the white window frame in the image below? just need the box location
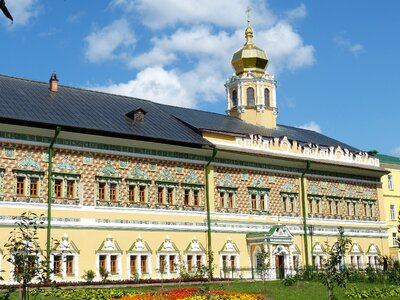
[182,185,204,208]
[184,253,206,273]
[156,183,177,207]
[249,189,269,213]
[96,252,122,279]
[388,174,394,191]
[390,205,396,220]
[95,177,121,204]
[156,252,180,277]
[127,180,150,205]
[50,252,79,280]
[217,188,237,210]
[127,253,152,278]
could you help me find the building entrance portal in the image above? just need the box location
[275,255,285,279]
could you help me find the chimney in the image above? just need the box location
[49,72,59,92]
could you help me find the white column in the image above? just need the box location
[272,85,277,108]
[74,254,79,280]
[137,255,141,276]
[62,254,67,280]
[240,82,245,106]
[166,254,170,277]
[256,81,260,105]
[226,86,231,110]
[148,254,152,277]
[118,254,122,279]
[127,255,131,278]
[106,254,111,273]
[95,254,99,278]
[261,82,265,106]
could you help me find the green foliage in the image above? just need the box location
[82,269,95,283]
[31,287,137,300]
[3,211,52,300]
[345,287,400,299]
[99,267,109,282]
[255,246,270,295]
[130,269,140,282]
[318,236,352,300]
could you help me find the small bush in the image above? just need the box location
[82,270,95,283]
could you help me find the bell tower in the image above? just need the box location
[225,9,277,128]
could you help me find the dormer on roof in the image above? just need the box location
[126,108,146,123]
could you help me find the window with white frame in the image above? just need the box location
[393,232,398,247]
[281,193,298,214]
[50,234,79,279]
[96,236,122,278]
[0,168,4,200]
[96,178,121,203]
[182,185,204,208]
[308,195,322,215]
[156,237,180,277]
[184,237,206,273]
[218,188,237,210]
[13,172,44,200]
[390,205,396,220]
[156,183,177,206]
[248,189,269,212]
[127,180,150,204]
[363,201,376,218]
[219,238,240,278]
[127,236,152,278]
[388,174,394,190]
[53,174,80,202]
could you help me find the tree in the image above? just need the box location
[4,212,52,300]
[256,246,271,295]
[318,236,352,300]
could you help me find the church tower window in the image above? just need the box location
[264,88,270,107]
[232,90,238,107]
[247,87,255,106]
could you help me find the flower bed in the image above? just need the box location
[114,288,268,300]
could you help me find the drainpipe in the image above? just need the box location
[46,126,61,281]
[205,147,218,281]
[301,160,311,269]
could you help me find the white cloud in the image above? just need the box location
[88,2,315,108]
[111,0,275,29]
[84,19,135,63]
[392,147,400,156]
[2,0,40,27]
[67,11,84,24]
[334,34,364,56]
[298,121,322,133]
[285,3,306,21]
[257,22,315,73]
[92,66,193,107]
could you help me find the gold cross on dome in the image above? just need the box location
[246,6,252,24]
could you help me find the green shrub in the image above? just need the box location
[82,269,96,283]
[31,287,137,300]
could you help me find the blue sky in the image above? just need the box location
[1,0,399,156]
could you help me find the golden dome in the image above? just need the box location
[231,22,268,76]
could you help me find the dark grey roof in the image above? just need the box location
[0,75,210,147]
[158,104,359,151]
[0,74,359,151]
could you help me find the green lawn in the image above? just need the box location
[5,280,400,300]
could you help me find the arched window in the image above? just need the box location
[231,90,238,107]
[264,88,270,107]
[247,87,255,106]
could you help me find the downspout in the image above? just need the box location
[301,160,311,269]
[205,146,218,281]
[46,126,61,281]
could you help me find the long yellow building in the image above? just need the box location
[376,154,400,261]
[0,22,388,283]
